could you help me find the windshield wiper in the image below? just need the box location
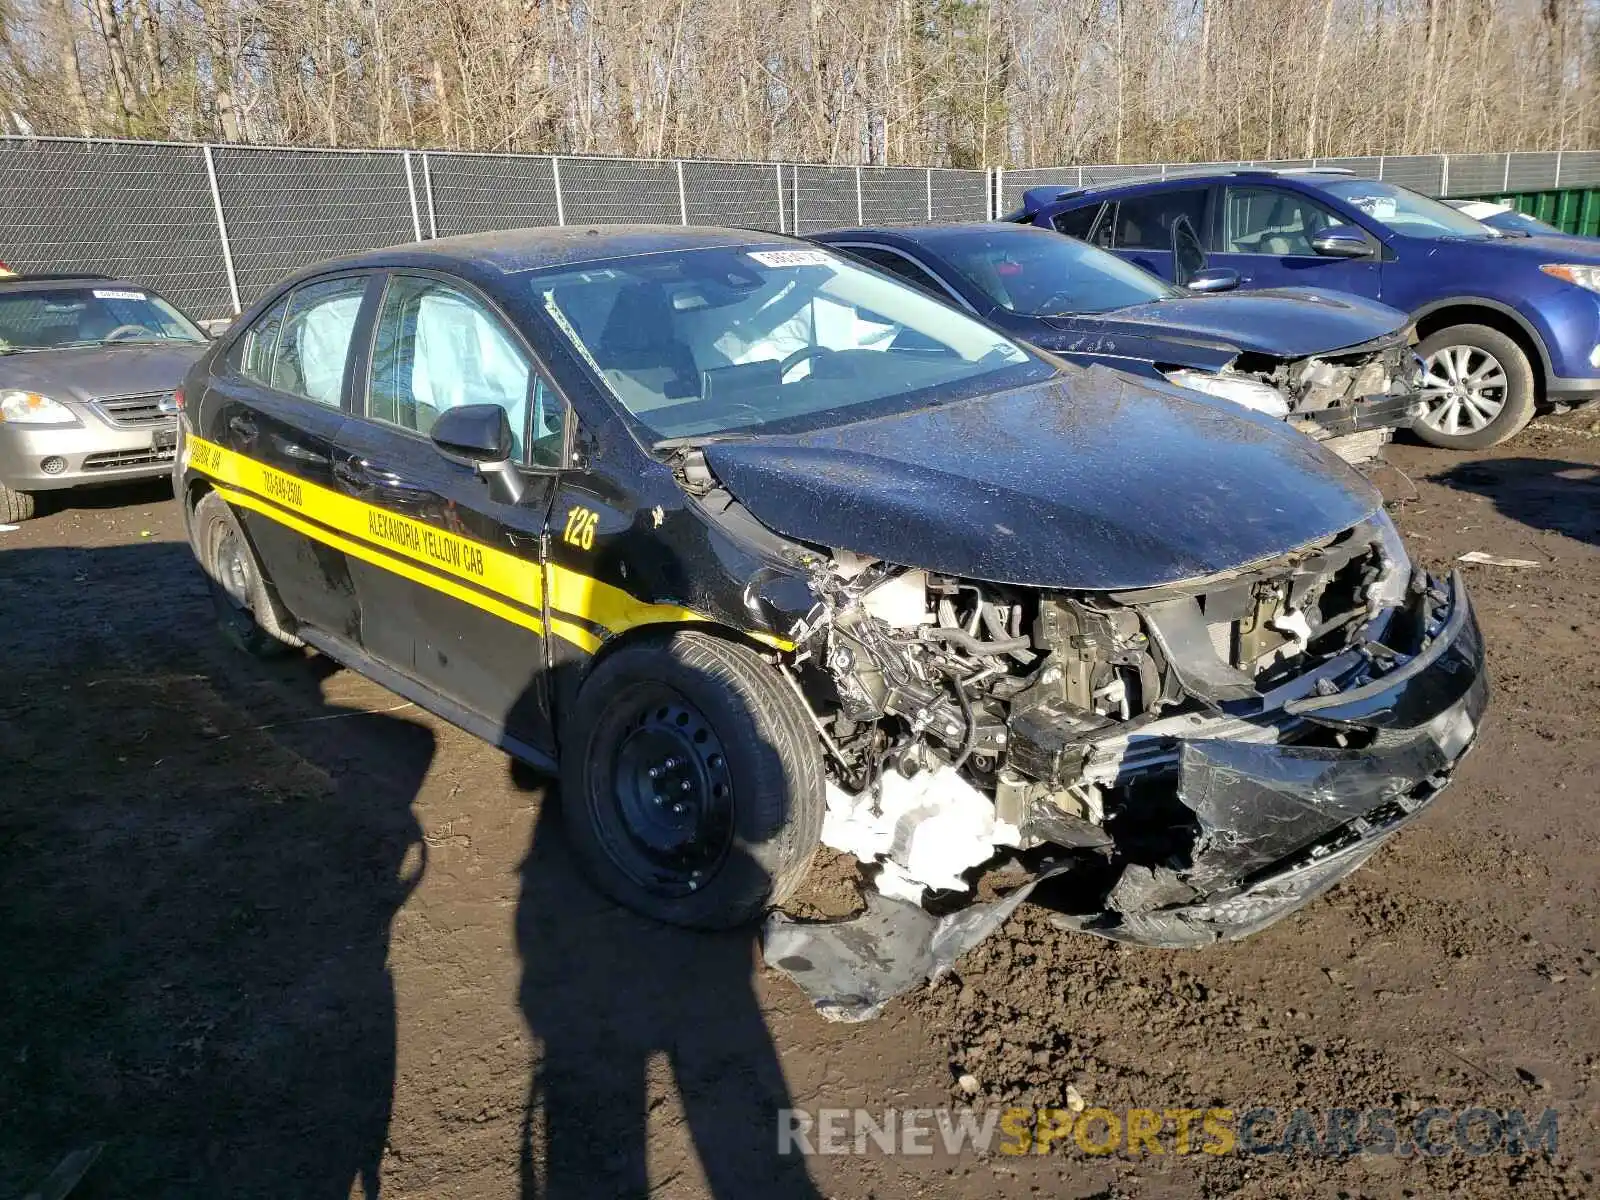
[652,432,759,453]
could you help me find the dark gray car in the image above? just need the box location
[0,275,208,521]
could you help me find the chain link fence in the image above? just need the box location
[3,136,1596,320]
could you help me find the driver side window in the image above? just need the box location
[1223,187,1349,256]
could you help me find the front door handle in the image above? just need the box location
[276,438,329,465]
[334,457,430,498]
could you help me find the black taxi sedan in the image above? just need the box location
[175,226,1487,945]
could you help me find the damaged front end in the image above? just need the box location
[776,510,1486,970]
[1231,329,1428,464]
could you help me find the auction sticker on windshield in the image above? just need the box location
[92,289,147,301]
[747,249,834,268]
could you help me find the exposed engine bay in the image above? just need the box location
[783,514,1428,919]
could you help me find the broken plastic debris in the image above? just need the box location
[0,523,17,533]
[1457,551,1539,568]
[762,863,1071,1022]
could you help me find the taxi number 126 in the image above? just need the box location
[562,505,599,551]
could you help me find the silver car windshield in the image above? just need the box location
[527,245,1050,443]
[0,286,205,352]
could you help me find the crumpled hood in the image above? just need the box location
[703,367,1383,590]
[1043,288,1407,360]
[0,342,205,403]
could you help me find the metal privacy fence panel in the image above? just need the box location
[681,160,783,231]
[1506,151,1562,192]
[1375,155,1444,195]
[1081,164,1164,186]
[1559,151,1600,188]
[558,158,680,226]
[210,147,418,306]
[1307,157,1383,178]
[0,139,231,317]
[791,166,860,234]
[929,170,990,222]
[1441,153,1508,196]
[860,168,930,226]
[997,167,1082,213]
[424,152,560,237]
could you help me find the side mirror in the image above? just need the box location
[1310,229,1372,259]
[1170,214,1207,287]
[431,403,512,463]
[431,404,524,503]
[1186,267,1241,294]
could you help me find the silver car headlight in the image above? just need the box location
[0,389,80,426]
[1163,368,1290,419]
[1539,264,1600,295]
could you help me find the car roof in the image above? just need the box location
[310,225,795,279]
[1029,167,1358,210]
[0,273,123,288]
[813,222,1056,242]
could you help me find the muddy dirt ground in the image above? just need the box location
[2,416,1597,1199]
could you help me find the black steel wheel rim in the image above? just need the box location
[593,685,736,897]
[211,520,251,613]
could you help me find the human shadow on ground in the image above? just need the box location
[1436,457,1600,547]
[512,648,822,1200]
[0,540,428,1199]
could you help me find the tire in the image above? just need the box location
[192,491,302,658]
[0,482,37,523]
[1414,324,1537,450]
[560,630,824,929]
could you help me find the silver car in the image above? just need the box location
[0,274,208,521]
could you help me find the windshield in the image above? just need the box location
[0,285,204,352]
[1311,178,1494,240]
[528,245,1051,443]
[914,228,1179,315]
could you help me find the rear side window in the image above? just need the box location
[848,246,948,296]
[1113,189,1208,251]
[1051,203,1103,240]
[237,295,289,384]
[237,276,366,407]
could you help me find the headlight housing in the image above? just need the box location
[1539,263,1600,294]
[1366,508,1412,610]
[0,389,80,426]
[1163,368,1290,418]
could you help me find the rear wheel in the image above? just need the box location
[193,491,301,658]
[0,482,37,523]
[560,630,824,929]
[1415,324,1536,450]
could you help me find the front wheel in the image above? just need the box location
[559,631,824,929]
[1414,324,1536,450]
[0,482,37,523]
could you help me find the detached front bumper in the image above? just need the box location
[1053,571,1488,947]
[0,418,177,490]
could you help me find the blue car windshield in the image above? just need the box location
[1311,179,1494,240]
[1488,210,1562,236]
[526,245,1052,443]
[912,227,1180,316]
